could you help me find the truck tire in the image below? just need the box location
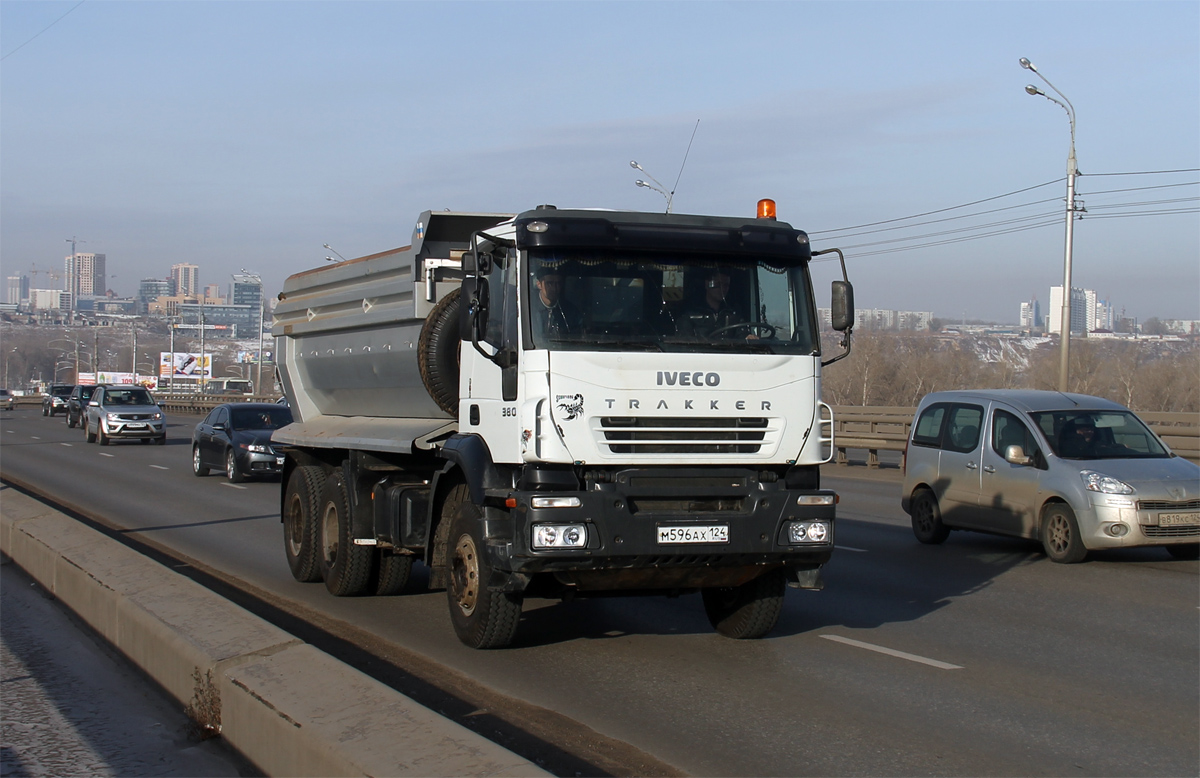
[418,287,461,417]
[702,568,787,639]
[319,470,373,595]
[283,465,326,582]
[444,484,522,648]
[373,551,414,596]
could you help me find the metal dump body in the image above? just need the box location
[272,211,512,452]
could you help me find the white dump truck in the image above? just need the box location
[272,201,854,648]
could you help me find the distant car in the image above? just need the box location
[65,384,99,428]
[83,385,166,445]
[0,389,13,411]
[42,384,74,416]
[901,390,1200,562]
[191,402,292,482]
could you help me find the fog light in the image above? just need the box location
[788,521,830,544]
[531,496,582,509]
[1105,523,1130,538]
[533,524,588,549]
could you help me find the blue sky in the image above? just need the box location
[2,1,1197,323]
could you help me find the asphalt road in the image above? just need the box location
[2,406,1197,777]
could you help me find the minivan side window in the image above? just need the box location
[944,405,984,453]
[912,404,948,448]
[991,409,1040,459]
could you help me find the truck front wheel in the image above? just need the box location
[283,465,325,582]
[444,484,522,648]
[319,471,373,595]
[702,568,787,639]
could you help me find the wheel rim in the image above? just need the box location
[285,493,303,556]
[321,503,339,566]
[451,533,479,616]
[914,500,934,534]
[1047,514,1070,554]
[226,451,236,479]
[193,447,202,471]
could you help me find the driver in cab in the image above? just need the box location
[683,268,758,339]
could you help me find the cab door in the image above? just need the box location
[978,406,1045,538]
[937,402,986,527]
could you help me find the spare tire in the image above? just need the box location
[419,287,462,417]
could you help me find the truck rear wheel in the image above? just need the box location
[372,551,413,596]
[319,471,373,595]
[444,484,522,648]
[283,465,325,582]
[418,287,461,417]
[702,568,787,639]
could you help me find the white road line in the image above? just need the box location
[30,436,41,440]
[835,545,868,552]
[60,442,73,447]
[150,465,169,470]
[99,452,115,458]
[220,483,247,490]
[821,635,962,670]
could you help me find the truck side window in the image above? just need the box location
[483,250,517,351]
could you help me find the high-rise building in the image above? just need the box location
[6,275,30,306]
[138,278,173,315]
[1019,296,1042,329]
[1049,285,1090,336]
[171,263,200,297]
[64,252,107,305]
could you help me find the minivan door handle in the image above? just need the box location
[983,465,996,473]
[965,461,978,470]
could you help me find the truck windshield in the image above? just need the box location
[525,251,819,354]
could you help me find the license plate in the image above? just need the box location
[1159,513,1200,526]
[125,423,146,429]
[657,525,729,544]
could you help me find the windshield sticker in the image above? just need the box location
[556,394,584,421]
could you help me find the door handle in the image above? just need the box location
[983,465,996,473]
[965,461,978,470]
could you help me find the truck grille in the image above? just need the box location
[597,416,773,455]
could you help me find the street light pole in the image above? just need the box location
[1021,57,1079,393]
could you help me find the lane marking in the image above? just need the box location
[150,465,169,470]
[31,436,41,440]
[99,452,115,457]
[835,545,868,552]
[821,634,962,670]
[220,483,247,490]
[60,442,73,447]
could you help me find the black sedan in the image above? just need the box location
[191,402,292,483]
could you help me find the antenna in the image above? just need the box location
[671,119,700,200]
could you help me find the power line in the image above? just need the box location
[1083,168,1200,177]
[0,0,87,62]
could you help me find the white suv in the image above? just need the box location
[901,390,1199,562]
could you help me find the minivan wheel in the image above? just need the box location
[911,489,951,544]
[1042,504,1087,563]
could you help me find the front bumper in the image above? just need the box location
[243,449,286,475]
[482,468,836,591]
[1078,498,1200,549]
[101,417,165,439]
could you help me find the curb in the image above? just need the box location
[0,486,549,777]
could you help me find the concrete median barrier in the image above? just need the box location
[0,486,549,777]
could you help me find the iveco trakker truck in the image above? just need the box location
[272,201,854,648]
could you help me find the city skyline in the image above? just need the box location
[1,2,1197,323]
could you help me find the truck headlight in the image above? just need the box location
[532,524,587,549]
[787,520,830,543]
[1080,470,1134,495]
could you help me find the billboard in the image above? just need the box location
[160,352,211,378]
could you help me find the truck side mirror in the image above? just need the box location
[831,280,854,332]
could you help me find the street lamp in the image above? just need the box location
[323,243,348,262]
[630,160,673,213]
[4,347,16,388]
[1021,56,1080,393]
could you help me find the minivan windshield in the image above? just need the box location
[524,250,819,355]
[1031,409,1169,459]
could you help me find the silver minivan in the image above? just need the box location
[901,390,1199,562]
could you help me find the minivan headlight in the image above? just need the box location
[1080,470,1134,495]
